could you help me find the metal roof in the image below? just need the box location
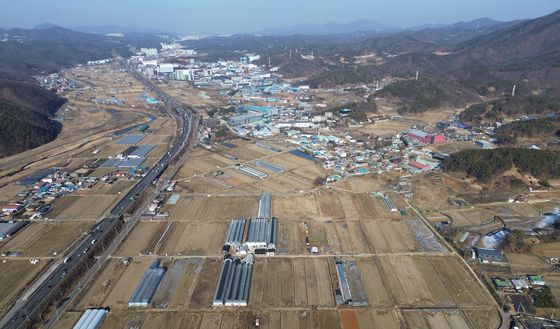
[116,134,145,145]
[73,308,108,329]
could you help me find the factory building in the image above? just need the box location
[128,259,166,308]
[228,113,263,126]
[73,308,108,329]
[213,255,254,307]
[224,218,246,251]
[406,129,446,145]
[245,218,276,254]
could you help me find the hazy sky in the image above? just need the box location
[2,0,559,34]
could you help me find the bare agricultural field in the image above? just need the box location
[343,174,394,193]
[442,208,496,227]
[189,258,223,309]
[0,183,25,202]
[77,259,128,309]
[250,257,335,307]
[463,310,502,329]
[159,221,227,256]
[52,311,81,329]
[486,202,541,218]
[103,259,152,309]
[505,252,549,272]
[273,193,319,220]
[358,255,494,308]
[351,193,399,220]
[117,221,166,256]
[356,309,402,329]
[0,260,47,314]
[252,174,312,194]
[49,195,117,220]
[0,221,91,257]
[400,310,472,329]
[168,195,258,221]
[531,242,560,258]
[178,152,234,178]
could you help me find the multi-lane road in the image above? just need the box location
[0,66,194,329]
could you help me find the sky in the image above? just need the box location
[2,0,559,34]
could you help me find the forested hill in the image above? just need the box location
[0,26,130,157]
[443,148,560,181]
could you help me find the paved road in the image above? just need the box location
[0,66,194,329]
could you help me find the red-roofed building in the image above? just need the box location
[407,129,446,144]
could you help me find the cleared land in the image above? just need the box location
[48,195,117,220]
[0,260,47,314]
[168,196,258,221]
[0,221,91,257]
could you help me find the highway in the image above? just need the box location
[0,65,195,329]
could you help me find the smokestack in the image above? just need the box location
[511,85,516,97]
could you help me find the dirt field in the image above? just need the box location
[358,255,494,308]
[168,196,258,221]
[401,310,472,329]
[531,242,560,258]
[0,260,47,314]
[117,221,166,256]
[273,193,319,220]
[0,183,25,202]
[442,208,497,227]
[0,221,92,257]
[486,202,541,218]
[49,195,117,220]
[250,257,335,307]
[159,222,228,256]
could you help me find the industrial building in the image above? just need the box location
[236,165,268,180]
[213,255,254,307]
[128,259,166,308]
[406,129,446,145]
[258,193,271,218]
[245,217,276,254]
[256,160,284,173]
[0,221,28,240]
[224,218,246,251]
[73,308,108,329]
[228,113,262,126]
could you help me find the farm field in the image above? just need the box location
[0,260,47,315]
[0,221,92,257]
[168,195,258,221]
[48,195,117,220]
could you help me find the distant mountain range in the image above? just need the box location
[258,17,512,36]
[260,19,400,35]
[68,25,173,35]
